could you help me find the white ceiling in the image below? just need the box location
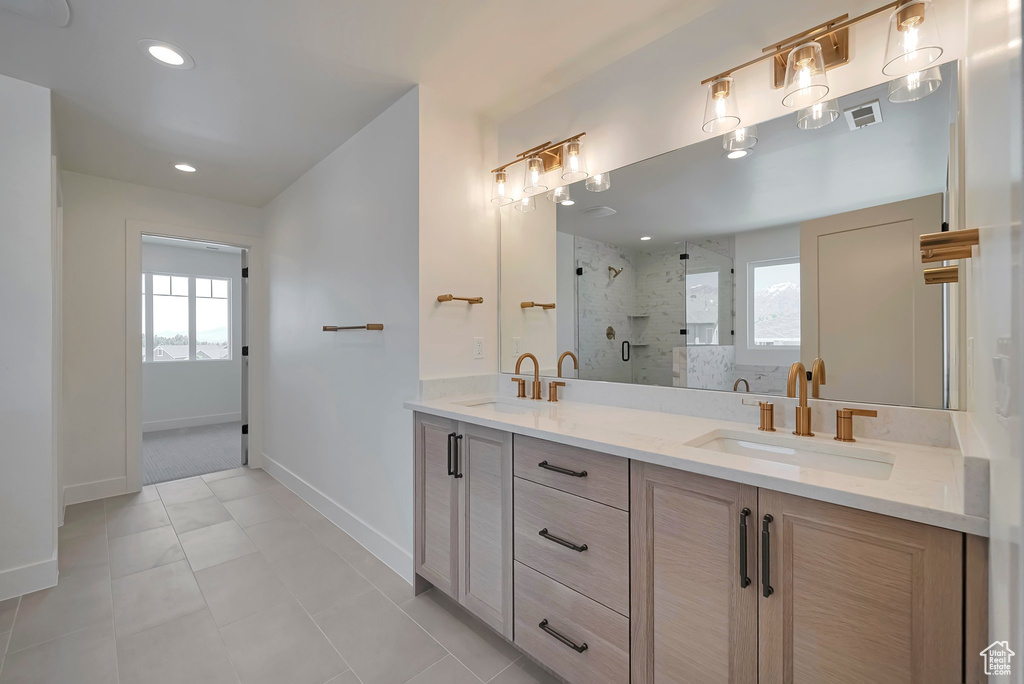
[0,0,720,207]
[555,62,957,249]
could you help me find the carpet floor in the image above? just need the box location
[142,422,242,485]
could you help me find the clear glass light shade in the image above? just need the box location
[782,42,830,108]
[887,66,943,102]
[561,139,588,181]
[796,99,840,129]
[586,172,611,192]
[490,170,514,206]
[883,1,943,76]
[514,194,536,213]
[702,77,741,133]
[547,186,575,205]
[522,156,548,195]
[723,125,758,152]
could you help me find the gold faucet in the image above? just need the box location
[515,353,543,400]
[557,351,578,378]
[786,362,813,436]
[811,357,826,399]
[835,408,877,442]
[733,378,750,392]
[548,381,566,402]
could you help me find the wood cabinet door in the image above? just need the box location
[631,461,758,684]
[457,422,512,637]
[414,413,458,598]
[757,489,962,684]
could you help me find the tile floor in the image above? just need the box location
[0,467,560,684]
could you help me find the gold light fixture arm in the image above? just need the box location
[491,132,586,174]
[701,1,901,85]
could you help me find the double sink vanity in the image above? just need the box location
[407,378,986,684]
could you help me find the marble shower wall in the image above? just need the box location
[633,247,687,386]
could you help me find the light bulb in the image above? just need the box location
[523,156,548,194]
[491,169,513,206]
[702,77,741,133]
[560,139,588,181]
[586,172,611,192]
[514,195,536,213]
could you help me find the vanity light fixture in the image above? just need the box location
[702,77,741,133]
[514,195,536,213]
[882,1,943,76]
[561,139,588,181]
[723,125,758,152]
[782,42,830,107]
[490,133,587,207]
[523,155,548,195]
[138,39,195,69]
[797,99,840,129]
[547,186,575,206]
[887,65,942,102]
[586,172,611,192]
[490,170,513,206]
[174,163,197,173]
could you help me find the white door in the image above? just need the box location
[801,195,944,407]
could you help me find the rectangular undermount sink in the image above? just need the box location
[454,397,545,415]
[687,429,895,480]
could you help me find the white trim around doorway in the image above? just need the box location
[125,220,265,492]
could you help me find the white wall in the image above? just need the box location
[418,88,498,379]
[61,172,263,503]
[262,88,420,579]
[142,243,242,432]
[733,224,801,367]
[963,0,1024,655]
[0,74,57,599]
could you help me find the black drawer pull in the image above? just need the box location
[538,528,588,552]
[539,619,588,653]
[762,514,774,598]
[446,433,456,477]
[453,434,464,479]
[537,461,587,478]
[739,507,751,588]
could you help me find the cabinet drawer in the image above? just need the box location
[514,477,629,615]
[514,561,628,684]
[514,435,629,510]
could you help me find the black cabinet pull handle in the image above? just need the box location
[538,528,588,552]
[446,432,456,477]
[739,507,751,588]
[537,461,587,478]
[539,619,588,653]
[453,434,464,479]
[762,514,774,598]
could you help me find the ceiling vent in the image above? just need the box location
[579,206,617,218]
[843,100,883,131]
[0,0,70,26]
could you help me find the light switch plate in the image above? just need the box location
[473,337,484,359]
[512,337,522,356]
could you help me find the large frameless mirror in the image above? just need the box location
[499,61,963,410]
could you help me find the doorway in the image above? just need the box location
[137,234,250,485]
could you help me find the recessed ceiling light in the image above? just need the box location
[726,149,751,159]
[560,199,575,206]
[640,236,652,241]
[139,39,195,69]
[174,163,197,173]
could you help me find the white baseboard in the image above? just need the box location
[260,452,413,583]
[0,556,57,601]
[63,476,127,508]
[143,412,242,433]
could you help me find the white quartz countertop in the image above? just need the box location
[405,395,987,536]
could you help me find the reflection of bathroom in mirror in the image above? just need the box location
[499,61,962,410]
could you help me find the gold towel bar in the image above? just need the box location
[521,301,556,310]
[437,294,484,304]
[924,265,959,285]
[920,228,979,263]
[323,324,384,331]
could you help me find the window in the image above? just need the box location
[749,258,800,348]
[143,272,231,362]
[686,269,720,345]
